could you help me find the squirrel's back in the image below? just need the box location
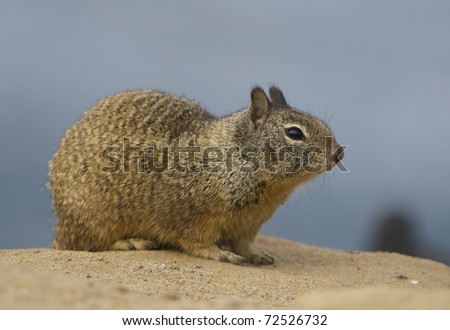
[79,89,212,142]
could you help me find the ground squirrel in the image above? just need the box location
[49,86,344,265]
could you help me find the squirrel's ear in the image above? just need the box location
[269,85,288,106]
[249,87,270,128]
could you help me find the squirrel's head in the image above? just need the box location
[242,86,345,181]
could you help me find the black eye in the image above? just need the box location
[285,126,305,141]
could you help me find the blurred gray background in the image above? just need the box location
[1,1,449,264]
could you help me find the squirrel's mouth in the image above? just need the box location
[326,145,346,172]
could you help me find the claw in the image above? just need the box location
[189,246,248,266]
[247,250,275,265]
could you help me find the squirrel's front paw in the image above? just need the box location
[188,245,247,266]
[247,249,275,265]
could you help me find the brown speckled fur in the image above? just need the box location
[49,86,343,265]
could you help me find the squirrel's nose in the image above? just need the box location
[334,145,345,163]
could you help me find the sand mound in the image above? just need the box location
[1,236,449,309]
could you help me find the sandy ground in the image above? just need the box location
[0,236,449,309]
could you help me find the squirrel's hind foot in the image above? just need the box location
[111,238,159,251]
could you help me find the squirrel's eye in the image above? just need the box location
[285,126,305,141]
